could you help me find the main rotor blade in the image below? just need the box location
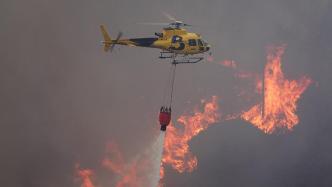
[137,22,170,26]
[162,12,177,22]
[162,12,193,27]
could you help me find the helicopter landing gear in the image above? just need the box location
[172,55,203,64]
[159,51,204,64]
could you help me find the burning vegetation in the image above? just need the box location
[161,96,220,173]
[241,45,312,133]
[75,45,312,187]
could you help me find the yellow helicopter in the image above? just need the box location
[100,18,211,64]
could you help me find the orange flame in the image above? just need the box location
[102,142,147,187]
[75,45,313,187]
[113,163,142,187]
[242,45,312,133]
[75,164,96,187]
[102,142,125,175]
[161,96,220,173]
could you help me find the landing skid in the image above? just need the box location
[159,51,204,64]
[172,56,203,64]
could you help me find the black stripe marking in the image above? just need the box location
[129,38,158,47]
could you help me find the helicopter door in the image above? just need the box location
[170,35,185,51]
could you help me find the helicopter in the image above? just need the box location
[100,16,212,131]
[100,18,211,64]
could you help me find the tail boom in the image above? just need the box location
[100,25,160,52]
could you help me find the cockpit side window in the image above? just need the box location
[197,39,203,46]
[172,36,182,43]
[188,39,197,46]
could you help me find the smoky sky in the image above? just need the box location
[1,0,332,187]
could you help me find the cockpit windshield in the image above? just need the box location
[197,39,203,46]
[197,39,207,46]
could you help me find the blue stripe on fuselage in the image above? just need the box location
[129,38,158,47]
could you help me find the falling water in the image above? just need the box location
[147,132,165,187]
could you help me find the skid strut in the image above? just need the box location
[159,51,174,59]
[172,56,203,64]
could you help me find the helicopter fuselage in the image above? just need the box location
[101,26,210,55]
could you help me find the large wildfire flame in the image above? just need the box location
[161,96,220,174]
[76,139,164,187]
[75,45,312,187]
[241,45,312,133]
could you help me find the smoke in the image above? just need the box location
[74,43,313,187]
[1,0,329,186]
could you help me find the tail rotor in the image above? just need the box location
[100,25,122,52]
[109,31,123,52]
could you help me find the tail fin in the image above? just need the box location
[100,25,112,52]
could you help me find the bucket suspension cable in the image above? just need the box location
[162,64,177,107]
[162,64,174,105]
[159,64,177,131]
[169,64,177,108]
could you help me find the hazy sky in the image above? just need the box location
[1,0,332,186]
